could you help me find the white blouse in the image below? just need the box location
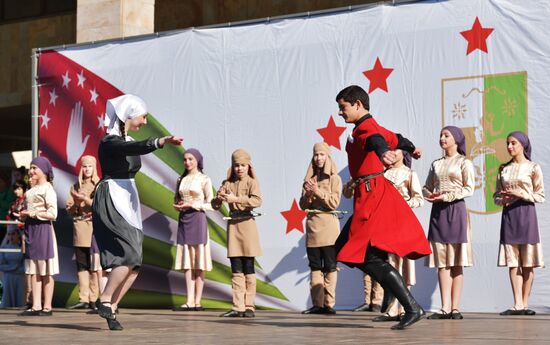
[178,172,214,211]
[25,182,57,221]
[423,154,475,202]
[494,160,545,206]
[384,165,424,208]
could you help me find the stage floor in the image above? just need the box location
[1,309,548,344]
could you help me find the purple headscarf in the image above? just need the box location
[30,156,54,180]
[442,126,466,156]
[184,148,204,171]
[403,151,412,169]
[508,131,531,160]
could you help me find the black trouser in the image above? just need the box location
[230,257,255,274]
[75,246,92,272]
[306,245,337,273]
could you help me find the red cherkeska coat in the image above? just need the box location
[336,116,431,265]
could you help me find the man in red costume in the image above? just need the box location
[335,85,431,330]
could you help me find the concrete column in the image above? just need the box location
[77,0,155,43]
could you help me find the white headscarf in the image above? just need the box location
[105,94,148,136]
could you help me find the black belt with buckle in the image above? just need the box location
[229,211,254,218]
[353,171,385,192]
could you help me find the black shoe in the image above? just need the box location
[220,310,245,317]
[352,303,371,312]
[244,309,255,318]
[21,302,33,310]
[370,304,382,313]
[500,308,525,316]
[194,306,205,311]
[323,306,337,315]
[67,301,89,310]
[523,309,536,316]
[87,303,98,314]
[39,309,53,316]
[373,313,400,322]
[19,309,41,316]
[451,309,464,319]
[107,318,124,331]
[301,306,324,314]
[172,304,194,311]
[96,300,115,320]
[427,310,452,319]
[392,308,425,330]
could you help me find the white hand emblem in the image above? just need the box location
[66,101,90,167]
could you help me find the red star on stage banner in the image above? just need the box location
[317,115,346,150]
[460,17,494,55]
[362,57,394,93]
[281,199,307,234]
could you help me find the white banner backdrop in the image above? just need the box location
[42,0,550,312]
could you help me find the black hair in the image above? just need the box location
[13,180,27,192]
[118,119,126,140]
[335,85,370,110]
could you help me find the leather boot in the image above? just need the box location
[376,265,424,330]
[361,251,424,330]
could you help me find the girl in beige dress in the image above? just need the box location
[299,142,342,315]
[19,157,59,316]
[213,149,262,318]
[172,148,213,311]
[494,131,544,316]
[66,155,101,310]
[423,126,475,320]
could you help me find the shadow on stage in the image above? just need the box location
[0,320,103,331]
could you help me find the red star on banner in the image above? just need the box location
[280,199,307,234]
[317,115,346,150]
[460,17,494,55]
[362,57,394,93]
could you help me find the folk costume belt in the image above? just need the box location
[353,171,385,192]
[223,211,263,221]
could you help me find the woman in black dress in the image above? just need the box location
[92,94,182,330]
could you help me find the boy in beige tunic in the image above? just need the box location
[299,142,342,314]
[213,149,262,318]
[66,155,101,310]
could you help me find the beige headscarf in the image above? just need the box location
[304,142,338,181]
[78,155,100,188]
[227,149,256,180]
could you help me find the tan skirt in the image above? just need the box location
[425,241,473,268]
[174,242,212,271]
[498,243,544,268]
[388,254,416,286]
[25,229,59,276]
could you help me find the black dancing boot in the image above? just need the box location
[380,290,396,314]
[377,268,424,330]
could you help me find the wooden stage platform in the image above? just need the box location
[1,309,548,344]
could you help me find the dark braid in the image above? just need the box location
[118,119,126,140]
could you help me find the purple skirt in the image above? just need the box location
[500,200,540,244]
[90,235,100,254]
[24,218,55,260]
[428,199,468,244]
[177,209,208,245]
